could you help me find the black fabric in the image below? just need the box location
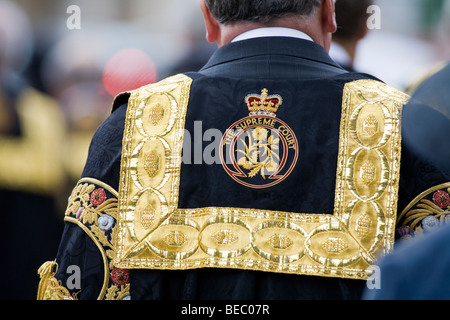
[52,37,450,300]
[178,75,366,214]
[81,103,127,188]
[130,268,364,300]
[53,223,104,300]
[199,37,348,79]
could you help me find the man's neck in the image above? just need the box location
[231,27,313,43]
[216,14,322,48]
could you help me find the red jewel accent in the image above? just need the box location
[111,268,130,286]
[90,188,106,206]
[433,190,450,208]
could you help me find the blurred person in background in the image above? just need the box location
[329,0,373,72]
[36,0,449,301]
[0,0,65,300]
[162,13,217,78]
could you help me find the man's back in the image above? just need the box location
[36,1,449,301]
[46,35,405,300]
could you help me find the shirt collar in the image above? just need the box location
[231,27,314,43]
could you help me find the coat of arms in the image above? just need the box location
[220,89,299,188]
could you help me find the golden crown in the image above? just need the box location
[245,89,282,117]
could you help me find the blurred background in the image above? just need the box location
[0,0,449,300]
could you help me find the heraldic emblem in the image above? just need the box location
[220,89,299,188]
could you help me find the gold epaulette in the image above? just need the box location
[111,76,408,280]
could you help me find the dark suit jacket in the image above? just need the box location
[52,37,449,300]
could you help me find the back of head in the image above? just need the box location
[204,0,322,24]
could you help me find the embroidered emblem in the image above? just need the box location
[110,268,130,286]
[164,231,188,246]
[98,214,115,231]
[144,151,160,178]
[246,88,281,116]
[220,89,299,189]
[322,238,348,254]
[140,205,156,230]
[433,190,450,209]
[268,234,293,250]
[360,162,376,185]
[362,114,378,136]
[90,188,106,206]
[355,214,371,237]
[213,230,238,245]
[149,103,165,126]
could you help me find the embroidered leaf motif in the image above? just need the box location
[91,225,112,248]
[105,285,119,300]
[248,163,263,178]
[66,200,81,217]
[106,249,114,260]
[105,284,130,300]
[81,209,97,224]
[237,128,280,179]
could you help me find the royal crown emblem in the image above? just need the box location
[246,89,282,117]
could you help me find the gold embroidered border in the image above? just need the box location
[113,78,408,280]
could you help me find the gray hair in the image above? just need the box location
[204,0,322,25]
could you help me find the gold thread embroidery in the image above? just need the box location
[269,234,294,250]
[115,74,192,262]
[246,88,282,116]
[397,182,450,239]
[149,103,165,126]
[105,284,131,300]
[140,205,156,229]
[237,128,281,179]
[355,214,372,237]
[144,151,160,177]
[213,230,238,245]
[37,261,77,300]
[220,89,298,189]
[322,238,348,254]
[362,114,378,136]
[37,178,131,300]
[164,231,188,247]
[114,79,408,280]
[360,161,376,185]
